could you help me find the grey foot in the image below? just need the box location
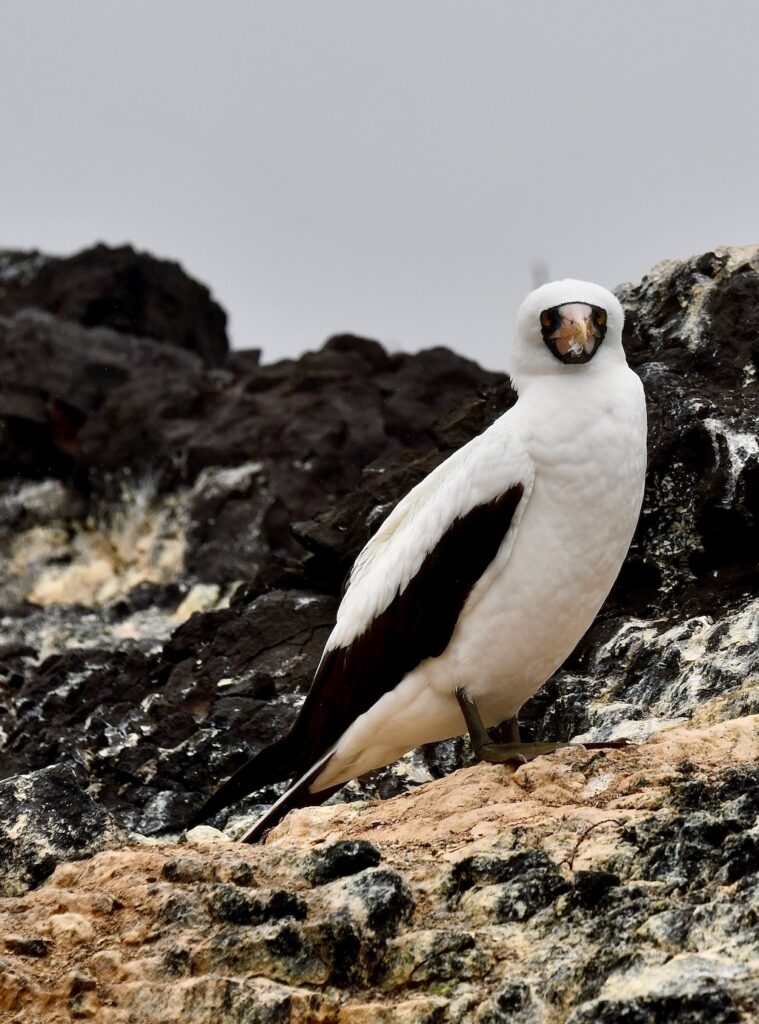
[455,688,627,765]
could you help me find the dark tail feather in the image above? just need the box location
[240,747,341,844]
[188,732,299,829]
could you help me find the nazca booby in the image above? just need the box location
[193,280,647,842]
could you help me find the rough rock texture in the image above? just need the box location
[0,243,757,1020]
[1,245,756,831]
[0,763,123,897]
[0,311,205,480]
[0,244,228,363]
[0,720,756,1022]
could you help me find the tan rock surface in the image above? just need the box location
[269,716,758,849]
[1,717,757,1022]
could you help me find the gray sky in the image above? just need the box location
[1,1,758,370]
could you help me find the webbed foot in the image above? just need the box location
[455,687,627,764]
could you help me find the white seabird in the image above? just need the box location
[193,279,647,841]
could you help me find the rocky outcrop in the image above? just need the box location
[0,244,228,364]
[0,243,757,1021]
[1,244,756,831]
[0,719,756,1021]
[0,311,204,480]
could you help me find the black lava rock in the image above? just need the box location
[307,913,367,987]
[448,849,558,896]
[305,867,415,988]
[0,243,756,842]
[569,988,742,1024]
[4,937,49,958]
[0,244,228,364]
[205,884,307,926]
[478,984,541,1024]
[343,867,415,938]
[302,840,382,885]
[568,870,621,911]
[621,763,759,889]
[0,762,122,896]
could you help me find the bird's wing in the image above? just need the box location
[289,415,535,770]
[190,415,534,832]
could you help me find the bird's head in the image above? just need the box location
[510,279,626,387]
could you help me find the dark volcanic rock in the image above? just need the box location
[174,340,509,584]
[0,233,757,1023]
[0,243,756,842]
[0,763,122,896]
[305,866,416,987]
[623,764,759,888]
[0,264,511,582]
[615,250,758,618]
[0,244,228,364]
[4,936,49,958]
[303,840,382,885]
[0,309,203,480]
[205,884,307,926]
[340,867,415,938]
[0,590,337,833]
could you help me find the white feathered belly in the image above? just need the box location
[314,392,646,790]
[445,470,639,718]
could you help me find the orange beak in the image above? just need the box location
[550,303,596,358]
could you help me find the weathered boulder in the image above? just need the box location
[0,590,338,834]
[0,763,122,896]
[0,309,204,480]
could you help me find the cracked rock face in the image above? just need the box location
[0,243,757,1021]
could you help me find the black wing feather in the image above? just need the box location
[190,483,524,829]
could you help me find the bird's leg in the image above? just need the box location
[488,716,521,744]
[455,688,627,764]
[456,686,497,754]
[455,688,541,763]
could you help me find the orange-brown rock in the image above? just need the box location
[0,718,757,1022]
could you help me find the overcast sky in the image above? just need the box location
[1,1,758,369]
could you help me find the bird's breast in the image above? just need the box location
[442,372,647,714]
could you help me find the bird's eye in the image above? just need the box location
[595,309,607,326]
[540,311,553,329]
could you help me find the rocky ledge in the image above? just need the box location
[1,719,757,1022]
[0,243,757,1022]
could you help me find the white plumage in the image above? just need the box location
[329,426,534,651]
[195,278,647,838]
[313,278,647,789]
